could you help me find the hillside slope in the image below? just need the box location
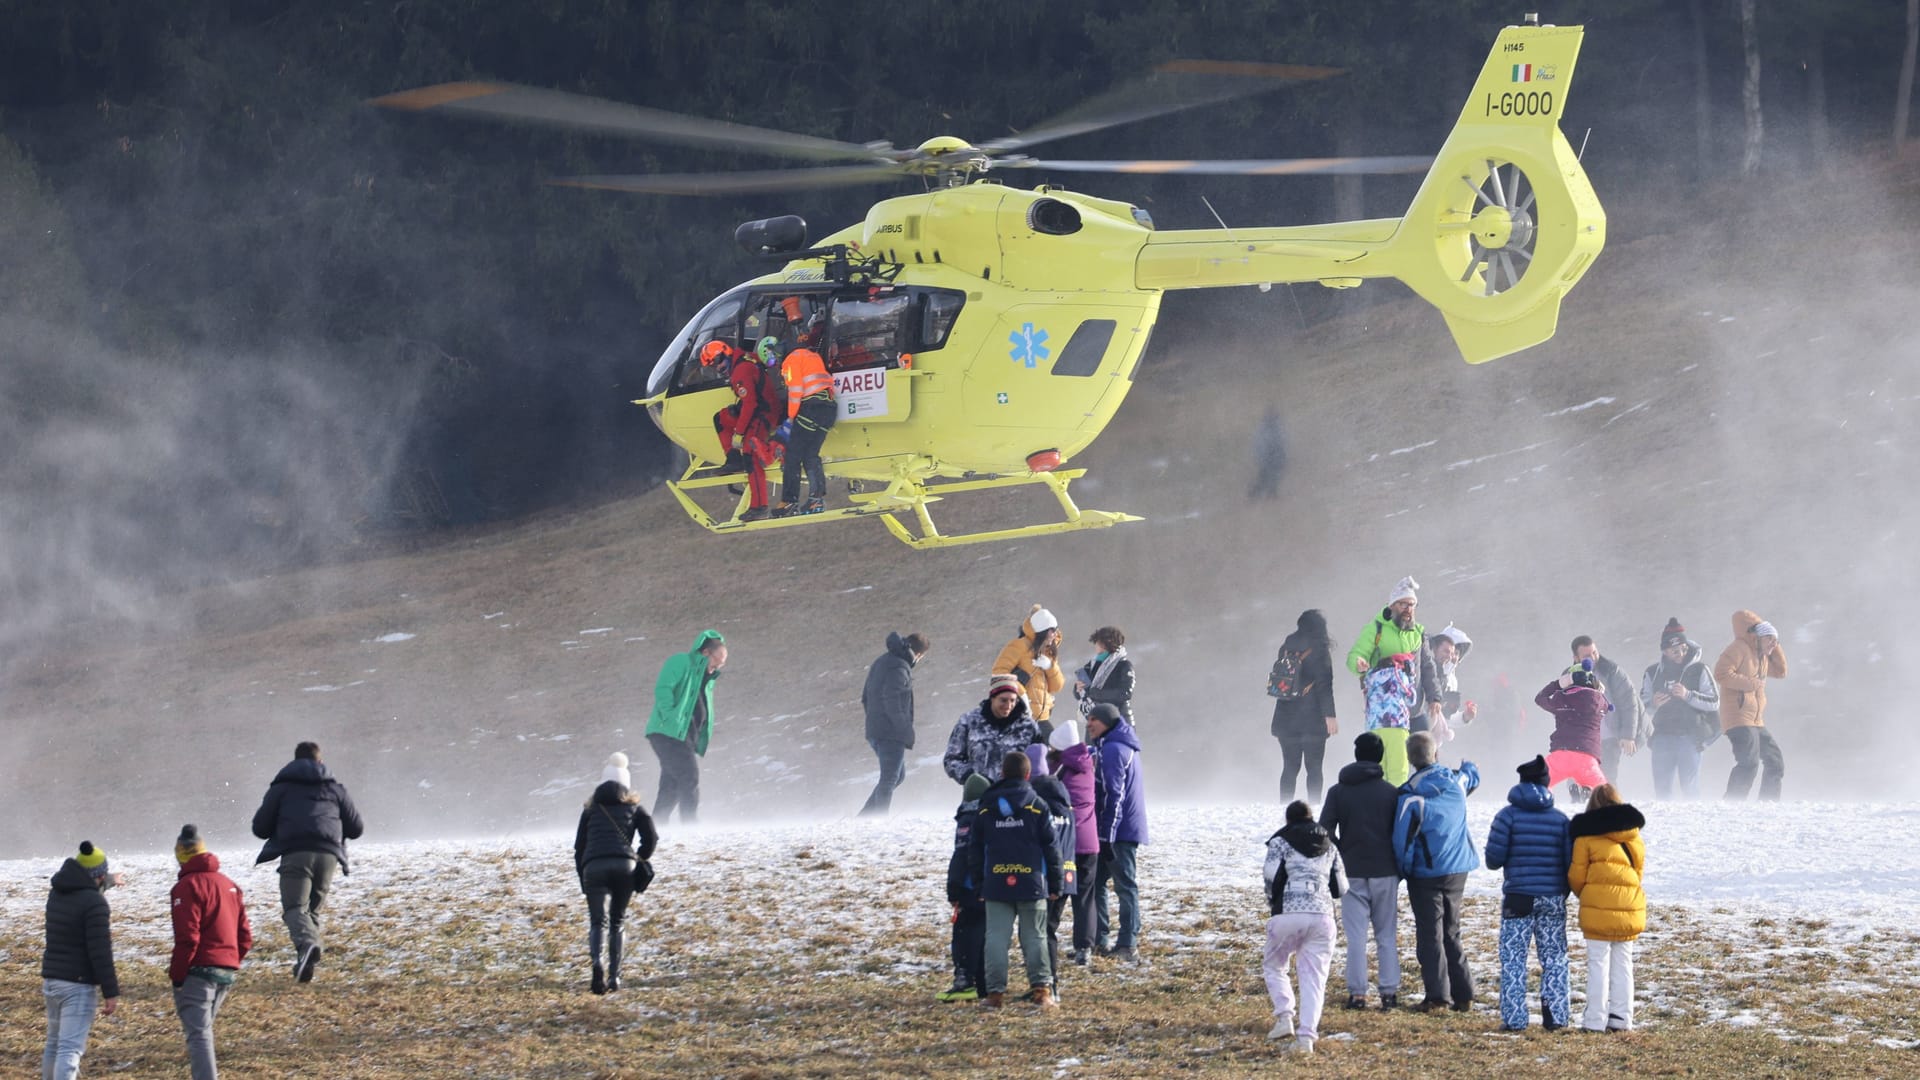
[5,168,1917,856]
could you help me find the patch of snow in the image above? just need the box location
[1389,440,1438,456]
[374,632,416,644]
[483,612,505,620]
[580,628,613,635]
[1543,397,1616,418]
[301,685,340,693]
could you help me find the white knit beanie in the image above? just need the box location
[1388,576,1420,605]
[1048,719,1081,751]
[601,752,631,789]
[1029,606,1059,633]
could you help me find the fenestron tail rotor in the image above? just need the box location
[1445,158,1538,297]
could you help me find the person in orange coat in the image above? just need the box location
[993,606,1066,727]
[1713,609,1787,800]
[773,337,836,516]
[1567,784,1645,1033]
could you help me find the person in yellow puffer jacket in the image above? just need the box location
[1567,784,1646,1033]
[994,606,1066,727]
[1713,608,1788,800]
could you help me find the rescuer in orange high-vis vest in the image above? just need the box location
[774,340,837,516]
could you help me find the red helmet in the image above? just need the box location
[699,340,736,366]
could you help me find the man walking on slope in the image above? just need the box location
[1714,609,1788,800]
[645,630,728,824]
[251,740,365,984]
[1348,576,1444,785]
[860,631,930,816]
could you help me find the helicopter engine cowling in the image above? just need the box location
[735,215,809,256]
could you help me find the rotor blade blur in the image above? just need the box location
[369,82,883,164]
[549,165,908,196]
[979,60,1345,154]
[1001,155,1432,176]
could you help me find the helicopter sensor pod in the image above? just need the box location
[735,216,810,257]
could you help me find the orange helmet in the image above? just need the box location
[699,340,736,366]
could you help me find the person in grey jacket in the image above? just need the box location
[573,753,659,995]
[1262,801,1348,1054]
[42,842,120,1080]
[859,631,929,816]
[942,674,1042,786]
[1318,732,1403,1010]
[250,740,364,984]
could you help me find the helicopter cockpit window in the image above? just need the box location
[1049,319,1117,378]
[826,294,913,371]
[648,287,746,398]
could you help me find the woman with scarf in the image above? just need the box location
[1073,626,1137,725]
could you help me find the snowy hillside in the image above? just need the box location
[4,800,1919,1077]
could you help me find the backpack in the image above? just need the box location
[1267,645,1314,700]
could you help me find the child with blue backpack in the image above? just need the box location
[1483,754,1573,1030]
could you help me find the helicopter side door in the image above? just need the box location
[824,291,918,424]
[961,303,1148,435]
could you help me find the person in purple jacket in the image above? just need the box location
[1536,664,1612,802]
[1086,703,1148,964]
[1047,719,1101,966]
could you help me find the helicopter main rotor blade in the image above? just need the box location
[1000,155,1432,176]
[979,60,1345,154]
[550,164,909,196]
[369,82,885,164]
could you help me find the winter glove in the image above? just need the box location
[1034,655,1053,671]
[730,434,743,450]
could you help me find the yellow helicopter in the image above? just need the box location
[375,20,1603,549]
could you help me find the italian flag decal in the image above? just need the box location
[1511,64,1533,82]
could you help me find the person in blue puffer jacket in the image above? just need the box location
[1392,732,1481,1013]
[1087,704,1148,963]
[1483,755,1573,1031]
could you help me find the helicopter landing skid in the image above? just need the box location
[854,468,1141,549]
[665,463,1140,548]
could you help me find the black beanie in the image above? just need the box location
[1517,755,1550,786]
[1354,732,1385,763]
[1661,617,1687,648]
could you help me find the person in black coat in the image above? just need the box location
[250,740,365,983]
[1031,768,1079,1003]
[1318,733,1404,1009]
[573,753,659,995]
[859,631,929,817]
[42,841,120,1079]
[1271,610,1339,803]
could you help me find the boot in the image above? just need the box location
[606,930,623,993]
[1032,986,1057,1010]
[983,991,1005,1009]
[590,962,606,996]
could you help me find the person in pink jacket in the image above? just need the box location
[1047,719,1101,967]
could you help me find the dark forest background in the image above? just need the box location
[0,0,1914,642]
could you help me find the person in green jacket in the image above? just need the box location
[1346,577,1443,785]
[645,629,728,824]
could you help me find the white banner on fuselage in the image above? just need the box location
[834,366,888,420]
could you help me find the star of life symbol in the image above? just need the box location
[1008,322,1051,368]
[996,392,1009,404]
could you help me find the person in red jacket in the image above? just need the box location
[706,340,779,522]
[170,824,252,1080]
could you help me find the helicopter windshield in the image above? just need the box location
[647,285,749,398]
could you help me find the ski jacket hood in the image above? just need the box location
[1393,761,1481,879]
[1278,818,1332,858]
[1265,819,1346,917]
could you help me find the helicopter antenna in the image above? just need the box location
[1577,127,1592,161]
[1199,194,1236,241]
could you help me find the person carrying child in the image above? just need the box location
[1484,755,1573,1031]
[966,751,1065,1008]
[1568,784,1646,1033]
[1535,661,1612,802]
[1262,800,1348,1054]
[937,773,993,1002]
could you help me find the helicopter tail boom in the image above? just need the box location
[1135,23,1604,364]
